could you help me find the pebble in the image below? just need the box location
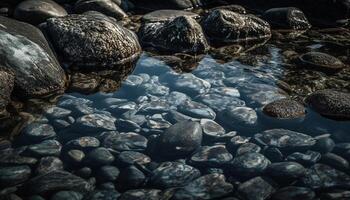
[84,147,115,167]
[228,152,271,178]
[237,177,275,200]
[190,145,233,167]
[102,132,148,152]
[35,156,63,175]
[96,165,120,183]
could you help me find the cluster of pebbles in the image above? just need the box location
[0,0,349,200]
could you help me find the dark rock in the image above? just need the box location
[46,14,141,68]
[263,7,311,30]
[84,190,120,200]
[333,143,350,161]
[262,99,305,119]
[254,129,316,152]
[300,52,345,72]
[44,107,72,120]
[266,162,306,181]
[96,165,120,183]
[320,153,349,171]
[312,137,335,154]
[132,0,202,11]
[201,119,236,142]
[226,136,250,153]
[178,100,215,120]
[75,167,92,179]
[156,121,202,157]
[84,147,115,167]
[119,189,162,200]
[24,140,62,157]
[116,151,151,167]
[197,93,245,112]
[235,143,261,156]
[287,151,321,166]
[263,147,284,162]
[0,150,38,166]
[150,161,201,188]
[237,176,276,200]
[0,69,14,117]
[75,0,127,20]
[74,113,116,133]
[307,90,350,119]
[209,4,246,14]
[172,174,233,200]
[20,123,56,143]
[320,190,350,200]
[190,145,233,167]
[26,170,92,195]
[14,0,67,25]
[0,165,31,187]
[102,132,148,152]
[50,191,83,200]
[117,166,145,191]
[35,156,63,175]
[138,16,209,54]
[65,137,100,151]
[201,9,271,45]
[301,164,350,189]
[271,186,315,200]
[227,152,270,178]
[142,10,199,22]
[218,106,258,133]
[0,16,66,98]
[64,149,85,165]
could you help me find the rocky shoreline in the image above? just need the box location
[0,0,349,200]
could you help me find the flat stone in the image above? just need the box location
[75,113,116,133]
[24,140,62,157]
[299,52,345,72]
[235,143,261,156]
[75,0,127,20]
[116,151,151,167]
[266,161,306,181]
[84,147,115,167]
[228,152,270,178]
[44,106,72,120]
[65,137,100,151]
[190,145,233,167]
[0,165,31,187]
[20,123,56,143]
[271,186,315,200]
[96,165,120,183]
[102,132,148,152]
[263,98,305,119]
[150,161,201,188]
[26,170,92,195]
[197,93,245,112]
[178,100,216,120]
[168,73,211,97]
[263,7,311,30]
[14,0,67,25]
[286,151,321,166]
[254,129,316,152]
[320,153,349,171]
[237,176,275,200]
[218,106,258,132]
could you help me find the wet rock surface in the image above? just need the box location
[0,1,349,200]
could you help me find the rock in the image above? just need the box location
[172,174,233,200]
[46,14,141,68]
[263,147,284,162]
[14,0,67,25]
[64,149,85,165]
[26,170,92,195]
[142,10,199,22]
[286,151,321,166]
[237,177,275,200]
[117,166,145,191]
[235,143,261,156]
[84,190,120,200]
[299,52,345,72]
[312,137,335,154]
[227,152,270,178]
[116,151,151,167]
[197,93,245,112]
[75,0,127,20]
[36,156,63,175]
[321,190,350,200]
[271,186,315,200]
[263,7,311,30]
[0,69,14,117]
[84,147,115,167]
[65,137,100,151]
[218,106,258,132]
[74,113,116,133]
[209,4,246,14]
[44,107,72,120]
[301,164,350,189]
[178,100,216,120]
[320,153,349,171]
[75,167,92,179]
[20,123,56,144]
[50,191,83,200]
[254,129,316,152]
[96,165,120,183]
[156,121,202,157]
[138,16,209,54]
[201,9,271,45]
[0,16,66,97]
[132,0,202,11]
[0,165,31,187]
[190,145,233,167]
[102,132,148,152]
[24,140,62,157]
[307,90,350,119]
[167,74,211,97]
[262,99,305,119]
[266,162,306,181]
[0,150,38,166]
[119,189,162,200]
[333,143,350,161]
[200,119,234,141]
[150,161,201,188]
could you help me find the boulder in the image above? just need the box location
[263,7,311,30]
[74,0,127,20]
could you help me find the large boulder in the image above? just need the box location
[0,69,14,116]
[14,0,67,25]
[138,16,209,54]
[45,14,141,69]
[306,89,350,119]
[0,16,66,98]
[201,9,271,45]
